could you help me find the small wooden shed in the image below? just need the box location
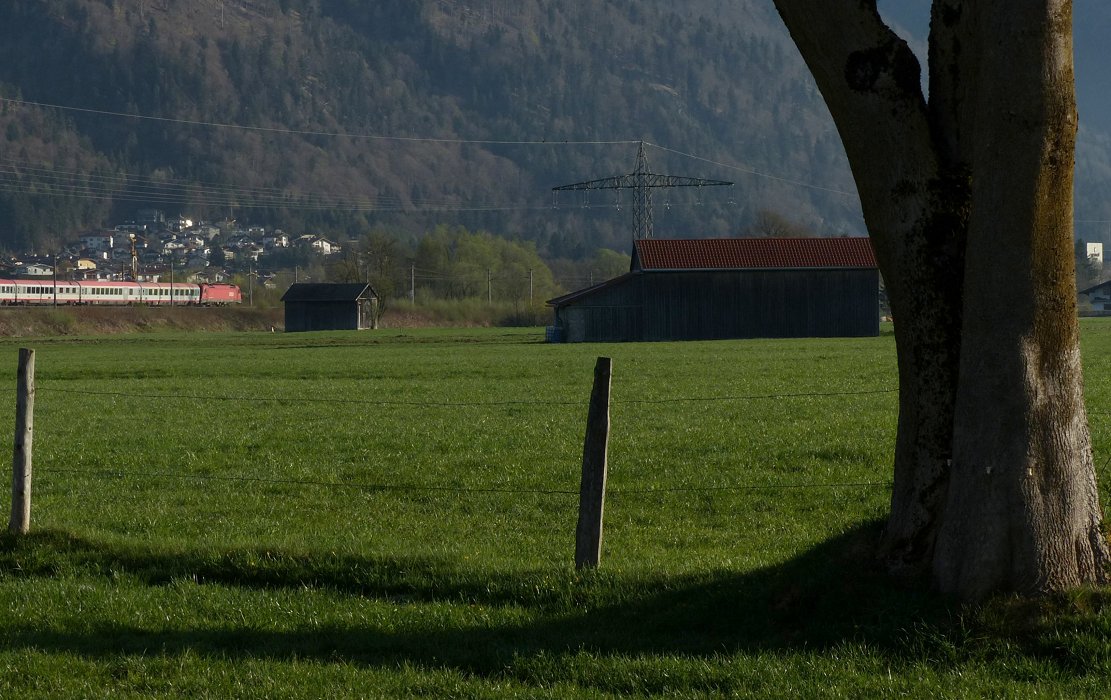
[281,282,379,332]
[547,237,879,342]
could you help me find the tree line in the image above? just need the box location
[245,224,630,324]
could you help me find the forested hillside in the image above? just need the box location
[0,0,861,255]
[2,0,1111,257]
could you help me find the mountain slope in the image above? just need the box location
[1,0,1110,256]
[0,0,864,254]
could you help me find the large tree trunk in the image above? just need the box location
[772,0,1109,599]
[932,1,1108,597]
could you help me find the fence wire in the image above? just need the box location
[41,466,891,498]
[31,379,899,499]
[38,383,899,408]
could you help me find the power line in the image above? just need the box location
[0,181,550,214]
[0,158,550,214]
[646,142,858,197]
[0,97,640,147]
[553,141,733,240]
[1,100,862,201]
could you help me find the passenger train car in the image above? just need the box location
[0,279,242,306]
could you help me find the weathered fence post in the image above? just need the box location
[575,356,611,569]
[9,348,34,535]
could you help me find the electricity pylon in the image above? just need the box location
[552,141,733,240]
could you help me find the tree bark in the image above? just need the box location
[771,0,965,577]
[772,0,1109,599]
[932,0,1108,598]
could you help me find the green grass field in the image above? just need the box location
[1,322,1111,697]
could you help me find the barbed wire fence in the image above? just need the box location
[6,347,909,567]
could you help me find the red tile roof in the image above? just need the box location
[633,237,876,270]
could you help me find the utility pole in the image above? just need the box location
[52,254,57,307]
[169,258,174,307]
[128,233,141,282]
[410,265,415,303]
[248,264,254,307]
[553,141,733,241]
[488,269,492,304]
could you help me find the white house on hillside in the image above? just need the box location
[81,233,113,251]
[264,232,290,249]
[296,235,341,255]
[311,237,341,255]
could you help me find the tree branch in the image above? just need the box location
[771,1,938,268]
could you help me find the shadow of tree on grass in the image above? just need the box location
[0,522,1065,682]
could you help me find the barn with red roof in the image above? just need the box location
[546,237,879,342]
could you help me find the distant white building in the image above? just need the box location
[297,235,341,255]
[313,238,341,255]
[263,232,290,249]
[293,237,339,256]
[1087,242,1104,264]
[16,263,53,277]
[81,233,114,251]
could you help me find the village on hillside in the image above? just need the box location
[3,208,342,287]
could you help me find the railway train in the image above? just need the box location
[0,278,242,306]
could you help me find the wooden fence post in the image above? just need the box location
[9,348,34,535]
[575,356,611,569]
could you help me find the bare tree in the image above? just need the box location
[744,209,813,238]
[772,0,1108,600]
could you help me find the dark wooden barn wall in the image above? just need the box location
[558,281,643,342]
[643,269,878,340]
[555,269,878,342]
[285,301,360,332]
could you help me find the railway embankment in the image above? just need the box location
[0,306,284,336]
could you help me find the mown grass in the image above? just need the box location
[0,322,1109,697]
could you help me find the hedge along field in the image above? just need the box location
[0,322,1109,697]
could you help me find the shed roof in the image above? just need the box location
[633,237,876,271]
[546,272,635,307]
[1080,279,1111,295]
[280,282,375,302]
